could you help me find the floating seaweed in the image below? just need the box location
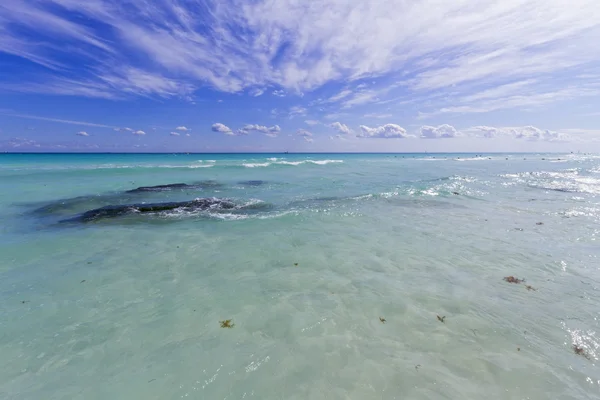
[220,319,235,328]
[536,222,544,225]
[452,192,460,195]
[437,315,446,323]
[294,263,299,266]
[504,276,524,284]
[415,364,421,371]
[525,285,536,291]
[379,317,386,323]
[573,344,590,360]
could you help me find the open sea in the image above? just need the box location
[0,152,599,400]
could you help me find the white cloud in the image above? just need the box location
[464,125,572,142]
[76,131,89,136]
[357,124,411,139]
[238,124,281,135]
[272,90,286,97]
[297,129,313,137]
[211,123,233,135]
[419,124,460,139]
[329,122,352,135]
[133,130,146,135]
[170,132,180,136]
[305,120,320,126]
[114,127,133,132]
[185,133,191,137]
[304,137,314,143]
[175,126,190,131]
[250,88,265,97]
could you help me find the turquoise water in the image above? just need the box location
[1,153,599,399]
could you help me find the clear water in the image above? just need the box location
[0,153,599,399]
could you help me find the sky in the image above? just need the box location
[1,0,600,153]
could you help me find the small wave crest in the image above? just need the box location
[242,159,343,168]
[502,169,600,194]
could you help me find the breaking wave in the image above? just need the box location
[242,159,343,168]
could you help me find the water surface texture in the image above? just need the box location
[1,153,599,399]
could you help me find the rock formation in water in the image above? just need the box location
[67,198,236,222]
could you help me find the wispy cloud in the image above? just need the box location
[170,132,180,136]
[0,112,116,128]
[329,122,352,135]
[297,129,313,137]
[133,130,146,136]
[76,131,89,136]
[289,106,307,118]
[2,0,596,109]
[364,113,393,119]
[175,126,190,132]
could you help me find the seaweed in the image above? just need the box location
[503,276,524,284]
[525,285,536,291]
[437,315,446,323]
[536,222,544,225]
[379,317,386,323]
[573,344,590,360]
[294,263,299,266]
[220,319,235,328]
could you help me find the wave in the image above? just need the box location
[501,169,600,194]
[242,159,343,168]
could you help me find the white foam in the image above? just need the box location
[242,159,343,168]
[243,162,271,168]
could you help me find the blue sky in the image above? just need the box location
[1,0,600,152]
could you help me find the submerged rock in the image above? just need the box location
[126,180,224,193]
[126,183,191,193]
[67,198,236,222]
[238,180,267,186]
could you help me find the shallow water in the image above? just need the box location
[0,153,599,399]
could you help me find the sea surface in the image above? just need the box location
[0,152,599,400]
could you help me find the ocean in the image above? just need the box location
[0,152,598,399]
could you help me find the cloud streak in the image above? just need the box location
[0,112,116,128]
[1,0,596,111]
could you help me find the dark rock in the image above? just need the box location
[126,181,223,193]
[67,198,236,222]
[126,183,191,193]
